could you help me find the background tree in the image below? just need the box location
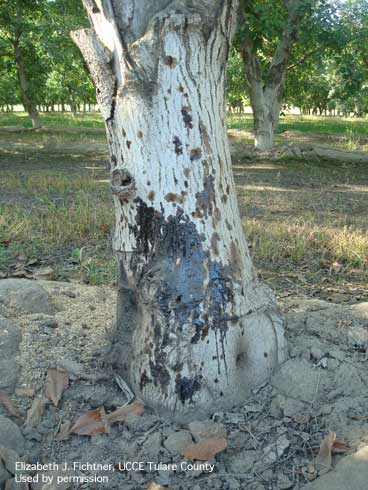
[73,0,286,420]
[0,0,49,127]
[237,0,315,150]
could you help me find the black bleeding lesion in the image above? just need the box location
[175,373,201,405]
[111,168,136,203]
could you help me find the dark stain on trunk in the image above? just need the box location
[128,200,236,401]
[181,106,193,129]
[175,374,201,405]
[173,136,183,155]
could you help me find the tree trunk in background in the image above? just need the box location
[240,0,311,151]
[70,101,78,118]
[13,41,41,129]
[73,0,286,420]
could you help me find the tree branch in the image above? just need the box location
[71,28,116,120]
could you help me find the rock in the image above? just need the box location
[272,359,330,403]
[0,317,21,355]
[0,279,53,315]
[164,430,193,455]
[281,398,309,421]
[188,420,226,442]
[140,432,162,459]
[302,445,368,490]
[278,474,294,489]
[263,435,290,463]
[351,302,368,319]
[0,462,12,486]
[333,364,365,397]
[0,416,25,454]
[227,450,260,473]
[0,358,19,393]
[39,318,58,329]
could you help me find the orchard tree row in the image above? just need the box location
[0,0,367,146]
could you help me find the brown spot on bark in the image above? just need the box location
[178,84,184,92]
[226,184,230,194]
[148,191,155,202]
[190,148,202,161]
[214,207,221,221]
[122,128,126,137]
[195,175,216,218]
[163,55,177,68]
[230,241,242,279]
[181,106,193,129]
[165,193,183,204]
[184,181,188,188]
[199,119,211,156]
[211,232,220,256]
[184,168,190,178]
[126,140,132,149]
[137,130,143,138]
[221,194,228,204]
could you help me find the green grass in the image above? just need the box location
[227,114,368,136]
[0,111,104,128]
[3,111,368,137]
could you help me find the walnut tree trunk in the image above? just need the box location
[73,0,286,420]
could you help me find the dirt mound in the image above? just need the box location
[0,280,367,489]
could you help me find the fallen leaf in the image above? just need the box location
[0,444,20,476]
[57,359,86,379]
[4,478,29,490]
[15,387,36,398]
[107,402,144,424]
[56,421,72,441]
[0,391,20,417]
[332,439,348,454]
[182,437,227,461]
[25,397,48,428]
[10,269,29,278]
[45,368,69,407]
[71,407,111,436]
[331,261,343,272]
[147,483,165,490]
[315,431,336,474]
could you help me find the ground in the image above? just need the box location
[0,112,368,489]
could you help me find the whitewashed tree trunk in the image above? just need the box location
[248,81,282,151]
[73,0,286,420]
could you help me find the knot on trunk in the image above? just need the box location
[111,169,136,203]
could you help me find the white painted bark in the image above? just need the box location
[74,0,287,420]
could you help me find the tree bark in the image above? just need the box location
[13,41,41,129]
[73,0,286,420]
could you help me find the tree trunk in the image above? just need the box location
[73,0,286,420]
[70,101,78,118]
[248,81,281,151]
[13,41,41,129]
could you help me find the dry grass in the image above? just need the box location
[0,121,367,292]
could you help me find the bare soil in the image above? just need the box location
[0,280,367,490]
